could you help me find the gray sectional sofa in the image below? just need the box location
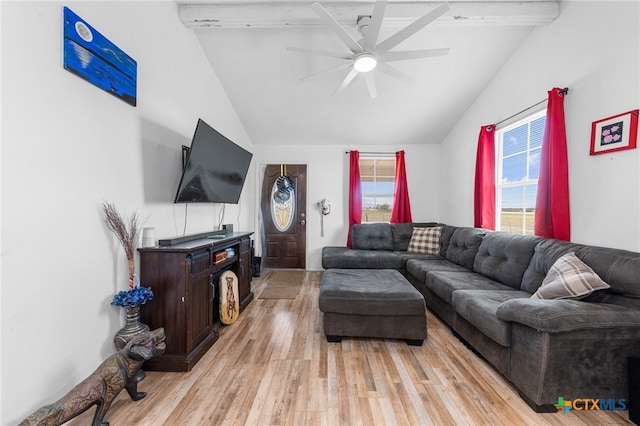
[321,222,640,412]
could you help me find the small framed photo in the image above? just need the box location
[590,109,638,155]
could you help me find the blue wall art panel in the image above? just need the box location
[63,7,137,106]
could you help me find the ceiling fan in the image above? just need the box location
[288,1,450,99]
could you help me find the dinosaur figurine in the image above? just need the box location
[20,328,166,426]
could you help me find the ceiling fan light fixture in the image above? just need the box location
[353,53,377,73]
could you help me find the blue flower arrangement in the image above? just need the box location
[112,285,154,307]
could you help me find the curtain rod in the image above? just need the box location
[490,87,569,130]
[344,151,396,156]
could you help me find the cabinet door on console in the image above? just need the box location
[187,272,214,352]
[186,250,214,352]
[238,238,251,303]
[138,251,189,355]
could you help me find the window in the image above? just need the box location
[360,157,395,223]
[496,110,546,235]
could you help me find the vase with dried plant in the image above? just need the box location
[102,202,154,353]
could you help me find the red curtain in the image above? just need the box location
[347,150,362,247]
[474,125,496,229]
[535,87,570,240]
[390,150,413,223]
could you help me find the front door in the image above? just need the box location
[260,164,307,269]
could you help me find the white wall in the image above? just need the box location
[439,1,640,251]
[253,143,441,270]
[0,2,255,423]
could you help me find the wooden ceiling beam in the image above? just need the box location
[177,1,560,29]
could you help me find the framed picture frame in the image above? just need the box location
[590,109,638,155]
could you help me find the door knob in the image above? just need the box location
[300,219,306,225]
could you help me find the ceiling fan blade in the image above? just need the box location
[287,46,352,60]
[311,2,363,54]
[363,72,377,99]
[381,48,450,62]
[376,63,417,85]
[376,3,450,54]
[333,68,359,95]
[363,0,387,52]
[300,62,352,81]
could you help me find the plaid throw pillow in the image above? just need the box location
[407,227,442,254]
[530,252,610,300]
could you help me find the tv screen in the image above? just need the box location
[174,119,253,204]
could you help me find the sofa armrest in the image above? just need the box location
[496,298,640,333]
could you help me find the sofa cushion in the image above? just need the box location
[425,271,515,304]
[523,239,640,301]
[452,290,529,347]
[582,293,640,310]
[390,222,439,251]
[520,239,585,294]
[351,223,393,251]
[322,247,402,270]
[530,252,610,300]
[576,245,640,298]
[445,227,486,270]
[319,269,425,316]
[473,232,541,290]
[396,252,440,270]
[406,258,468,283]
[439,225,456,257]
[407,226,442,254]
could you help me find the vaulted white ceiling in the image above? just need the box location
[177,1,560,145]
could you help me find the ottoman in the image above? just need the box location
[319,269,427,345]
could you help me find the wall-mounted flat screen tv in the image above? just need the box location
[174,119,253,204]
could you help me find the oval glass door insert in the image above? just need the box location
[271,178,295,231]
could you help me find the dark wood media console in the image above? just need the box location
[138,231,254,371]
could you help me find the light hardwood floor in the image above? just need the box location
[72,270,633,425]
